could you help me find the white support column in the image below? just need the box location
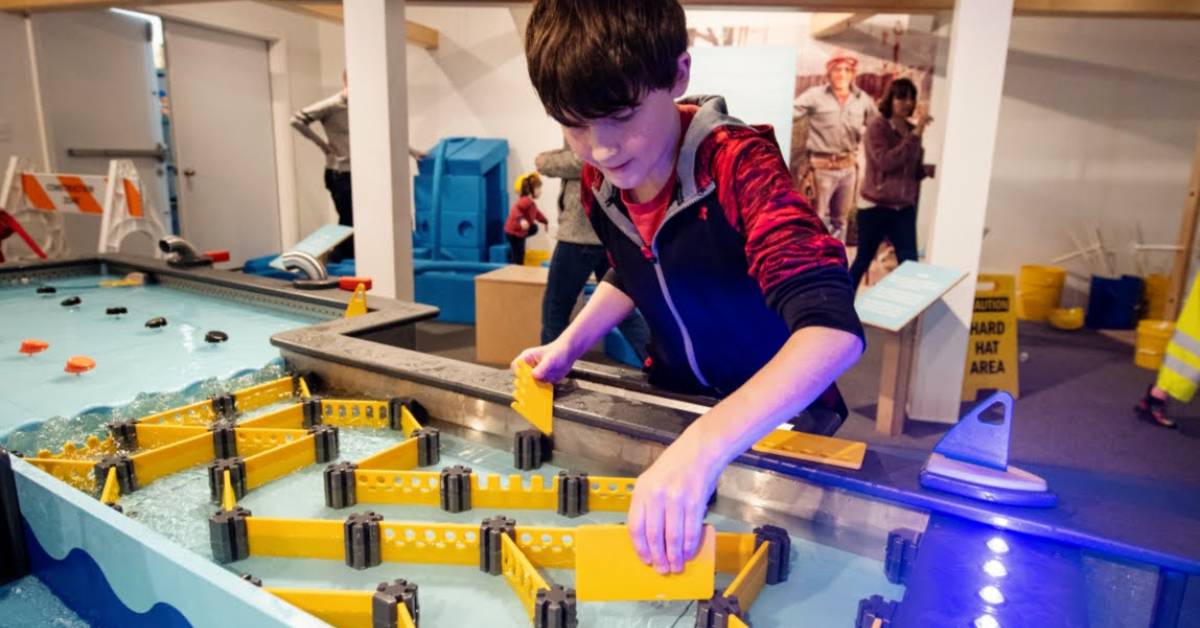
[908,0,1014,423]
[344,0,414,300]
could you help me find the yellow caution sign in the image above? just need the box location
[511,360,553,434]
[344,284,368,318]
[962,274,1020,401]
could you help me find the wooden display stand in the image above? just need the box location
[474,265,549,365]
[856,262,967,436]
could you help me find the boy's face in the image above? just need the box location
[561,53,691,192]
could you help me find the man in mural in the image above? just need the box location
[794,51,878,242]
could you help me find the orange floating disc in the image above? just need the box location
[64,355,95,375]
[339,276,373,292]
[19,339,49,356]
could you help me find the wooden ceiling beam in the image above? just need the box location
[810,12,874,38]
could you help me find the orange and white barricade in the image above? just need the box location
[1,156,167,261]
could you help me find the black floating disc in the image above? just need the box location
[204,330,229,344]
[145,317,168,329]
[106,307,128,316]
[61,296,81,307]
[37,286,57,295]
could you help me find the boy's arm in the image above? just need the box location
[513,280,634,382]
[535,148,584,180]
[629,326,861,574]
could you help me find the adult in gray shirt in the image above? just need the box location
[291,72,423,261]
[536,143,648,360]
[794,52,878,241]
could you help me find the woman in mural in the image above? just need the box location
[848,77,933,290]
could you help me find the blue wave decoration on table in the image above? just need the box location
[24,520,191,628]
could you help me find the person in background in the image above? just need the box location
[291,70,424,262]
[848,78,934,290]
[536,143,650,360]
[505,172,549,265]
[1137,274,1200,429]
[794,52,878,241]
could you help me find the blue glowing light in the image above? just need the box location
[979,585,1006,605]
[986,537,1010,554]
[974,614,1000,628]
[983,559,1008,578]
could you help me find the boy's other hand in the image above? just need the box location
[628,431,719,575]
[512,339,576,383]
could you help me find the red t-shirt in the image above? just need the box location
[504,196,548,237]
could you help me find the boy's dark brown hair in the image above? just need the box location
[525,0,687,126]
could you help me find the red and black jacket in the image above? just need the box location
[583,96,863,427]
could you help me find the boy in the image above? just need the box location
[518,0,864,575]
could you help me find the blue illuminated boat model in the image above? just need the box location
[919,391,1057,508]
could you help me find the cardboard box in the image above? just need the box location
[474,265,549,365]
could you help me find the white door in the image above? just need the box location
[163,20,280,266]
[32,10,167,257]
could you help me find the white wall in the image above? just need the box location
[980,17,1200,286]
[150,1,336,246]
[0,14,45,172]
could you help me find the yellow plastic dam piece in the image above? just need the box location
[267,587,417,628]
[235,375,301,413]
[134,423,207,450]
[297,375,312,399]
[25,458,97,492]
[501,532,551,619]
[751,429,867,470]
[321,399,390,429]
[99,466,121,505]
[130,432,213,486]
[511,360,553,434]
[236,403,306,429]
[723,541,770,612]
[345,283,369,318]
[243,435,317,490]
[221,469,237,511]
[246,517,345,560]
[574,524,716,602]
[356,437,420,471]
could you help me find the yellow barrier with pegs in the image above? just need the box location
[234,428,310,457]
[134,424,206,450]
[237,403,305,429]
[235,376,303,413]
[244,435,317,490]
[574,524,716,602]
[246,517,345,560]
[131,432,213,486]
[320,399,391,429]
[356,437,420,471]
[137,398,217,426]
[501,532,551,620]
[723,541,770,611]
[24,458,97,492]
[35,434,117,461]
[378,522,481,566]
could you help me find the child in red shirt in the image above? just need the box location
[519,0,863,575]
[504,172,549,265]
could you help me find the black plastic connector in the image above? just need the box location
[93,455,137,495]
[240,573,263,587]
[372,578,419,628]
[514,429,552,471]
[855,595,898,628]
[387,397,430,433]
[302,397,323,428]
[324,462,358,509]
[414,428,440,467]
[695,592,743,628]
[107,420,138,451]
[479,515,516,575]
[1,448,31,585]
[884,528,922,585]
[556,471,589,518]
[211,393,237,419]
[211,423,238,459]
[344,511,384,570]
[439,465,472,513]
[310,424,340,463]
[209,506,252,564]
[753,525,791,585]
[534,585,578,628]
[207,457,247,504]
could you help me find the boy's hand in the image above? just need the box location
[512,339,576,383]
[628,431,720,574]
